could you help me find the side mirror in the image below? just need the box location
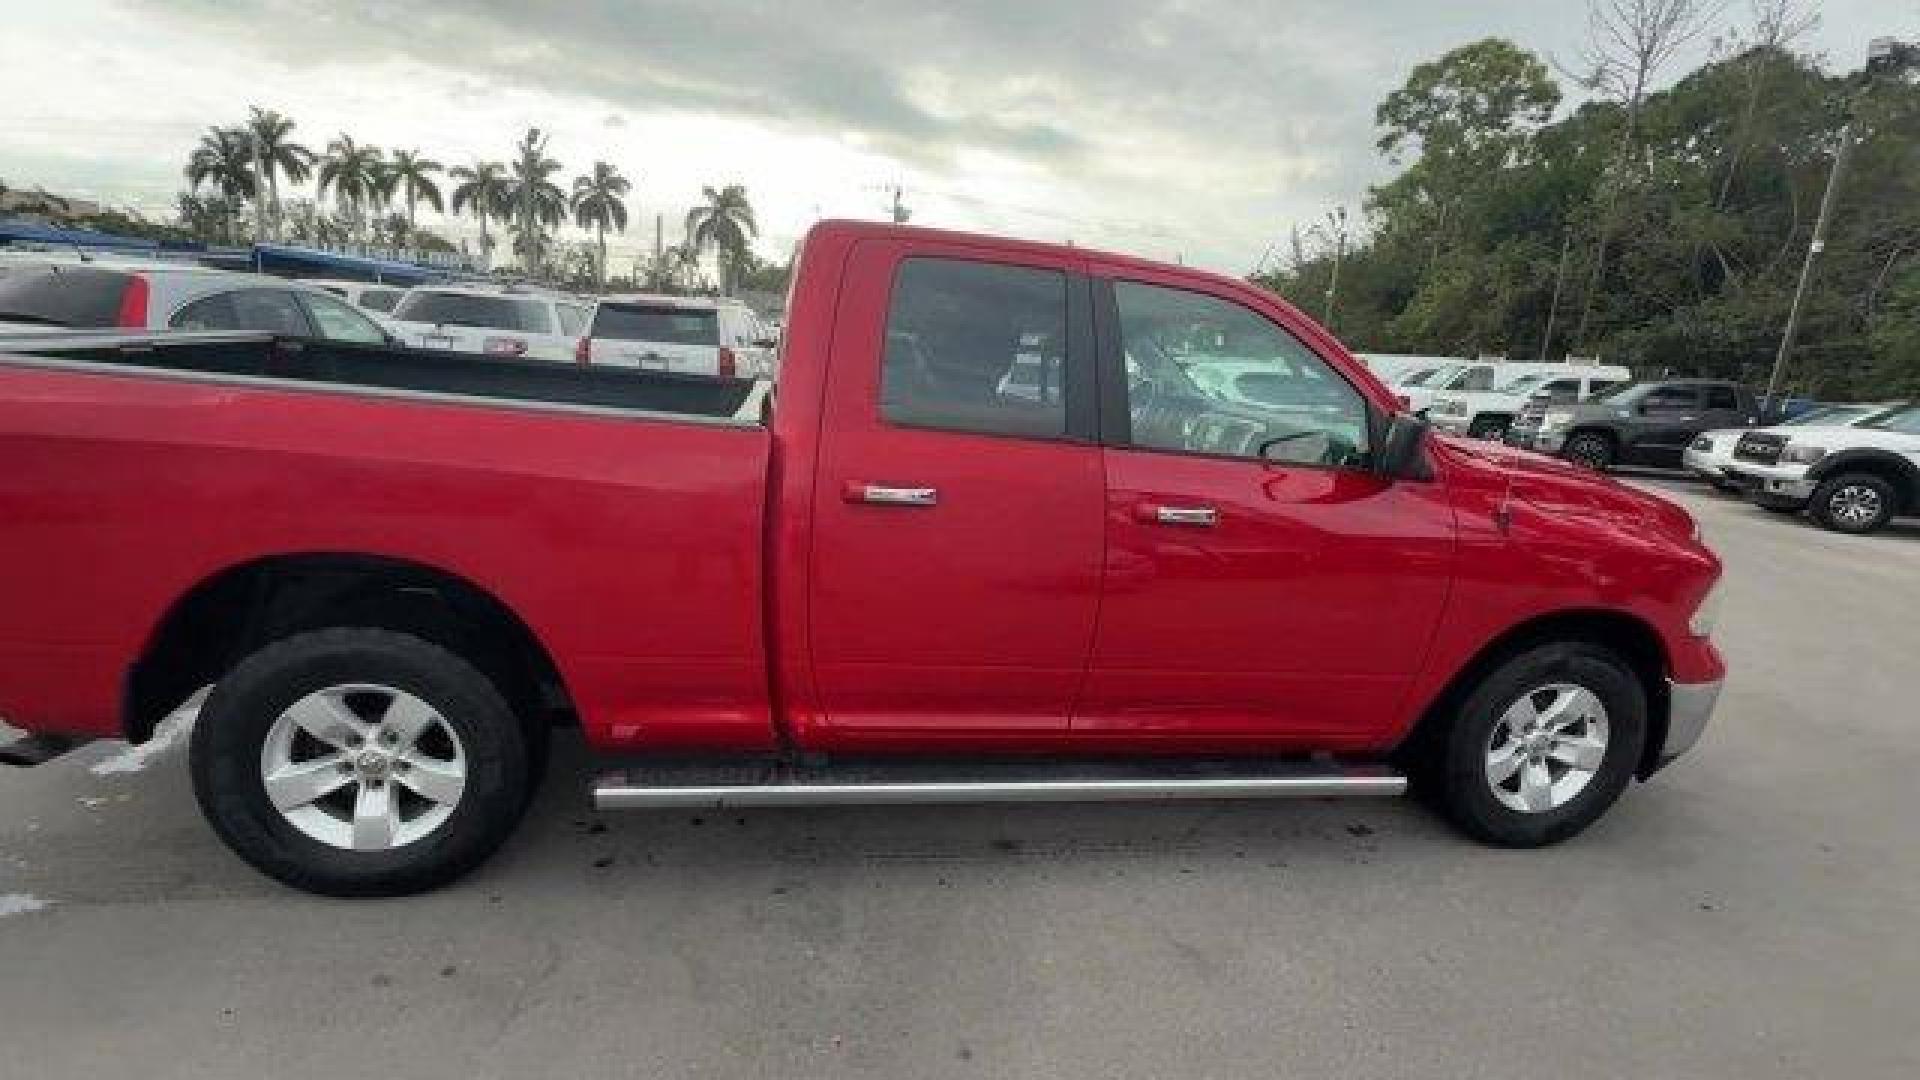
[1375,412,1432,481]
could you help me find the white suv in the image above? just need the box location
[1722,402,1920,534]
[1685,402,1895,489]
[580,294,776,379]
[388,286,591,363]
[1429,364,1629,440]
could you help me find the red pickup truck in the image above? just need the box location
[0,221,1724,895]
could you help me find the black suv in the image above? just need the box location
[1532,379,1766,471]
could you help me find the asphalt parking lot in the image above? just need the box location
[2,476,1916,1079]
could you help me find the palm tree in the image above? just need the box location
[185,127,257,242]
[244,107,313,241]
[685,184,758,295]
[508,128,566,274]
[384,149,444,242]
[450,161,511,263]
[570,161,631,289]
[316,134,385,245]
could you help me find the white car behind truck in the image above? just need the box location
[579,294,776,378]
[1722,402,1920,534]
[388,286,591,363]
[1429,364,1630,440]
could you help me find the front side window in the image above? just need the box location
[1705,386,1740,410]
[555,303,589,336]
[880,258,1068,439]
[358,288,403,313]
[1538,378,1580,396]
[299,292,387,344]
[1457,365,1497,392]
[1114,280,1369,468]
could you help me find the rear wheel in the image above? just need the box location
[1563,431,1614,471]
[1435,642,1646,848]
[190,628,530,897]
[1808,473,1897,535]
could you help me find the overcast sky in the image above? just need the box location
[1,0,1907,274]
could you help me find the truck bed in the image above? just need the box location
[0,331,769,424]
[0,334,776,750]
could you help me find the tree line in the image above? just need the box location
[172,107,764,293]
[1254,2,1920,401]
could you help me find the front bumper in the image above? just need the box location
[1648,677,1723,773]
[1682,447,1727,481]
[1723,462,1815,504]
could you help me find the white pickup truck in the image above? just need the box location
[1429,364,1631,440]
[1721,401,1920,534]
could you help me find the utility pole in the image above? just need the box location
[1321,205,1348,332]
[888,185,910,224]
[1765,123,1853,410]
[1538,229,1573,363]
[250,132,269,246]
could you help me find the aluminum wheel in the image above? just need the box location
[259,683,467,851]
[1485,682,1609,814]
[1827,484,1884,529]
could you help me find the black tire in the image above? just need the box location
[1807,472,1898,535]
[190,628,530,897]
[1562,431,1615,471]
[1435,642,1647,848]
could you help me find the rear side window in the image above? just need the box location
[591,303,718,346]
[1705,386,1740,410]
[171,289,313,336]
[1642,385,1701,415]
[358,288,403,313]
[880,257,1069,440]
[0,267,134,327]
[394,291,552,334]
[298,292,386,344]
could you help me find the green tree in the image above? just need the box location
[184,126,257,242]
[685,184,758,294]
[571,161,631,289]
[508,128,566,274]
[450,161,511,264]
[245,106,314,241]
[316,134,384,244]
[383,149,444,241]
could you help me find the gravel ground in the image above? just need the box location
[1,476,1916,1079]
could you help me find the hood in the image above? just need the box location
[1433,432,1698,540]
[1768,423,1899,448]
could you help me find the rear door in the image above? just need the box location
[806,239,1103,746]
[1080,270,1454,750]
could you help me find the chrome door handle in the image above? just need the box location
[1151,505,1218,527]
[845,482,938,507]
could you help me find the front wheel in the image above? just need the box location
[1808,473,1897,535]
[1435,642,1646,848]
[1562,432,1615,471]
[190,628,531,897]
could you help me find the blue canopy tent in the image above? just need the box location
[0,218,163,251]
[246,244,470,286]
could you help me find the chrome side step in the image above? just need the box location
[592,756,1405,810]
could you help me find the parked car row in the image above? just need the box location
[0,254,780,381]
[1715,403,1920,535]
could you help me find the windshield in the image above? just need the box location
[394,291,552,334]
[591,303,719,346]
[1859,404,1920,435]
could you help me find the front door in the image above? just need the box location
[1078,273,1455,752]
[1632,384,1706,465]
[807,243,1104,747]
